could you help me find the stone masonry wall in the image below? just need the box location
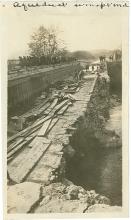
[8,63,81,113]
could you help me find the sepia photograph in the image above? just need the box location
[0,0,129,218]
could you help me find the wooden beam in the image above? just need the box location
[43,98,58,115]
[8,99,70,143]
[7,137,24,153]
[7,135,35,161]
[37,118,52,137]
[7,131,39,161]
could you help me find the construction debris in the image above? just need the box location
[7,79,80,164]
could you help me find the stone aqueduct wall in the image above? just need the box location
[8,63,81,113]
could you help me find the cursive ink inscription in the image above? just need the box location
[13,1,129,11]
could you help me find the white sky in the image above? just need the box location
[1,5,126,59]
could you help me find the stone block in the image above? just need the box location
[7,182,41,213]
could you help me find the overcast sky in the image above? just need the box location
[2,5,125,59]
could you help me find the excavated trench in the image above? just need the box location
[65,94,122,206]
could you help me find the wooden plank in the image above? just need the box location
[22,124,42,138]
[37,118,52,137]
[30,101,51,117]
[21,98,50,118]
[7,131,38,161]
[28,99,69,130]
[46,117,59,135]
[50,99,69,115]
[7,137,24,153]
[8,99,69,143]
[28,101,69,146]
[7,156,14,163]
[7,140,27,160]
[7,100,52,143]
[25,130,39,139]
[36,101,70,136]
[7,131,37,153]
[36,102,50,113]
[8,126,33,143]
[29,136,50,148]
[46,103,71,134]
[8,115,51,143]
[9,138,51,183]
[57,102,71,115]
[31,115,51,128]
[43,98,58,115]
[22,101,50,118]
[7,135,35,160]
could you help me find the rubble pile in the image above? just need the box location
[7,180,111,213]
[35,182,110,213]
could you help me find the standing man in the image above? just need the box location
[78,70,84,81]
[85,64,89,72]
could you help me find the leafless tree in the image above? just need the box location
[28,26,63,62]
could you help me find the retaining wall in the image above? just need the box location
[8,63,81,113]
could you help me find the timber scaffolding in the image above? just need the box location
[7,61,107,185]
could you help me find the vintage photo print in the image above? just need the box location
[0,0,129,218]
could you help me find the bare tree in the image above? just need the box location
[28,26,62,62]
[19,26,74,67]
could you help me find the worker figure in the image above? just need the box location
[100,64,104,72]
[96,71,100,77]
[85,64,89,72]
[99,55,106,63]
[77,70,84,81]
[91,65,95,74]
[109,55,113,62]
[74,70,78,81]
